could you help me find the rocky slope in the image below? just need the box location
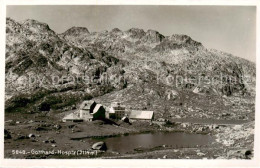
[214,121,254,159]
[5,18,256,118]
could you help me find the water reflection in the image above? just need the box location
[92,132,213,153]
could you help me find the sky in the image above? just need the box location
[6,5,256,62]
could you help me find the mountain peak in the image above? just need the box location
[6,18,22,33]
[170,34,193,43]
[22,19,52,32]
[111,28,122,33]
[6,17,16,23]
[169,34,202,46]
[126,28,146,39]
[62,26,90,37]
[143,29,165,43]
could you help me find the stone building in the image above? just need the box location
[79,100,105,121]
[109,102,126,119]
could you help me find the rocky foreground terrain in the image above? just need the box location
[4,18,256,159]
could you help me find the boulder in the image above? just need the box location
[16,134,29,140]
[121,116,130,123]
[28,133,35,138]
[35,126,48,131]
[175,115,181,119]
[244,150,253,159]
[92,141,107,151]
[5,120,13,123]
[166,90,179,100]
[53,124,62,130]
[28,120,34,124]
[227,149,253,159]
[233,125,242,130]
[43,140,49,143]
[4,129,12,139]
[197,152,206,156]
[49,139,56,143]
[227,150,243,159]
[157,118,166,122]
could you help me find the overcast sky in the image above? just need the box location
[6,5,256,62]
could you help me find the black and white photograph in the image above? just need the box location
[0,0,259,167]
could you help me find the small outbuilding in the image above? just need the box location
[129,110,154,121]
[62,113,83,122]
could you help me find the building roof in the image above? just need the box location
[129,110,154,120]
[109,108,115,114]
[111,102,126,108]
[79,100,96,110]
[111,106,125,110]
[111,102,120,106]
[63,113,82,120]
[93,104,104,114]
[109,106,125,114]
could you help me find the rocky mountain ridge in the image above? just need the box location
[5,18,256,116]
